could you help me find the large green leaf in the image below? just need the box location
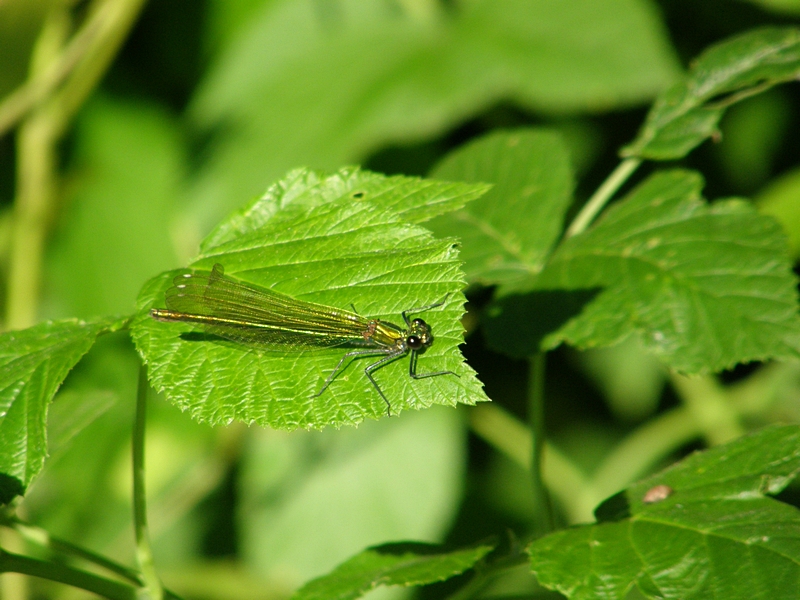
[292,540,495,600]
[132,167,489,430]
[529,425,800,599]
[0,316,128,503]
[624,27,800,160]
[485,170,800,373]
[187,0,679,233]
[428,128,574,286]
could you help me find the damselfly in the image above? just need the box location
[150,264,457,415]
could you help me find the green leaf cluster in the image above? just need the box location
[2,2,800,600]
[487,169,800,372]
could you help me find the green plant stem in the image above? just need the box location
[5,106,58,329]
[0,0,147,137]
[4,6,66,330]
[133,365,164,600]
[528,354,554,535]
[727,361,800,415]
[670,373,745,446]
[0,526,27,600]
[468,404,588,524]
[0,548,138,600]
[0,10,78,136]
[4,0,147,329]
[6,519,142,585]
[51,0,149,134]
[586,406,700,513]
[565,158,641,238]
[475,368,771,523]
[473,400,730,523]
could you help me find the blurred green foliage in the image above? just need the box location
[2,1,800,599]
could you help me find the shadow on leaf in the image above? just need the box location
[483,288,601,358]
[0,473,24,505]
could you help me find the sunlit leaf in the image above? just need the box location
[133,167,490,430]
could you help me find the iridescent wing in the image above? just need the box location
[161,264,398,349]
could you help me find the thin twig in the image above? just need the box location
[565,158,641,238]
[468,404,591,523]
[7,519,142,585]
[0,549,138,599]
[3,0,147,329]
[133,365,164,599]
[528,354,555,535]
[0,1,106,136]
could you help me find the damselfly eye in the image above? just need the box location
[407,335,423,349]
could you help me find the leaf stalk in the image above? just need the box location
[565,157,641,238]
[133,364,164,599]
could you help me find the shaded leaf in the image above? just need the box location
[46,389,118,458]
[240,407,467,587]
[757,166,800,259]
[624,27,800,160]
[740,0,800,15]
[529,425,800,600]
[0,316,128,502]
[428,128,574,285]
[45,97,182,319]
[485,170,800,373]
[293,541,495,600]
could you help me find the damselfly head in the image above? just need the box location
[407,318,434,351]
